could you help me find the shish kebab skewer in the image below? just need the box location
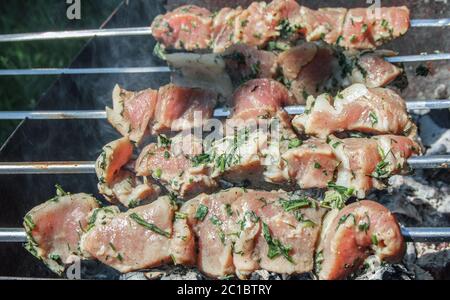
[0,156,447,175]
[21,187,406,280]
[0,17,449,43]
[0,19,449,43]
[6,226,450,243]
[0,99,449,120]
[90,79,423,207]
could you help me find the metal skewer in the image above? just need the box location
[0,18,448,43]
[2,227,449,243]
[0,52,449,76]
[0,156,447,175]
[0,162,96,175]
[0,100,448,120]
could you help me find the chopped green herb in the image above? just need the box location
[55,184,68,196]
[191,153,211,167]
[153,43,167,60]
[358,213,371,233]
[195,204,209,221]
[175,212,187,220]
[369,112,378,127]
[154,168,162,179]
[262,222,294,263]
[314,162,322,169]
[24,214,35,231]
[361,24,368,33]
[371,234,378,245]
[157,134,171,148]
[129,213,171,238]
[288,138,302,149]
[128,199,139,209]
[210,215,223,226]
[336,213,356,231]
[245,210,260,223]
[315,250,324,273]
[164,151,171,160]
[322,182,355,209]
[279,197,311,212]
[225,203,233,217]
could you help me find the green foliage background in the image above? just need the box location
[0,0,122,144]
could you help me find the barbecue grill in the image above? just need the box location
[0,0,449,279]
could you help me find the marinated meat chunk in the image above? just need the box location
[24,192,99,274]
[341,6,410,49]
[292,84,414,138]
[181,188,327,278]
[81,196,195,273]
[151,5,213,51]
[106,85,158,145]
[317,200,405,280]
[154,84,218,133]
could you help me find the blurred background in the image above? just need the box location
[0,0,121,144]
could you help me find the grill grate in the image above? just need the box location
[0,0,449,278]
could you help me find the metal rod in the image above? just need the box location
[0,27,152,43]
[1,53,448,76]
[0,162,96,174]
[0,111,107,120]
[410,18,450,27]
[1,227,449,243]
[0,67,171,76]
[0,100,449,120]
[0,156,447,175]
[0,228,27,243]
[385,53,450,63]
[401,227,450,242]
[407,155,450,169]
[0,19,448,43]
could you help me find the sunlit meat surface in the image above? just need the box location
[81,196,196,273]
[154,84,218,132]
[292,84,415,138]
[341,7,410,49]
[24,190,406,280]
[317,200,405,280]
[107,85,158,145]
[180,188,327,278]
[135,133,218,198]
[330,134,420,198]
[106,84,218,144]
[24,192,100,274]
[232,78,294,120]
[95,137,161,208]
[165,44,403,104]
[151,5,213,51]
[151,1,410,52]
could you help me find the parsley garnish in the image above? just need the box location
[195,204,209,221]
[262,222,294,263]
[129,213,171,238]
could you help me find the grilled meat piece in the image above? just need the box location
[340,7,410,49]
[292,84,415,138]
[151,5,213,51]
[317,200,405,280]
[24,189,405,280]
[165,43,403,103]
[81,196,196,273]
[23,192,99,274]
[95,137,160,207]
[181,188,327,278]
[107,84,218,144]
[151,1,410,52]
